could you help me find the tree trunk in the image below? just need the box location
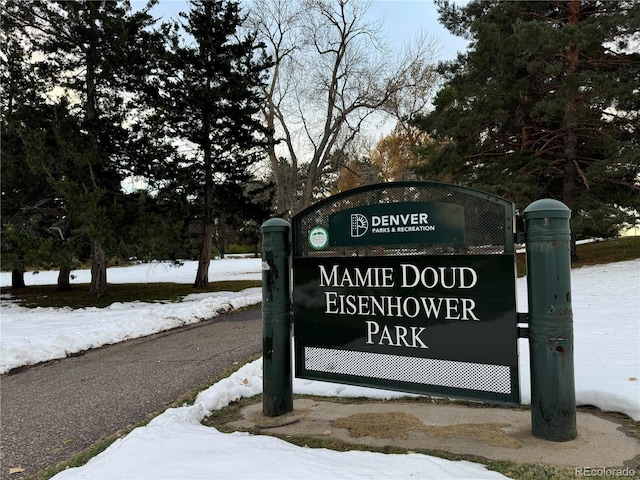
[563,143,579,261]
[57,265,72,291]
[562,0,581,261]
[89,244,107,298]
[194,222,212,289]
[562,102,579,261]
[194,113,214,289]
[214,220,227,260]
[12,268,26,289]
[300,167,316,216]
[270,155,296,220]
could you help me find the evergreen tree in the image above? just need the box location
[156,0,270,288]
[235,180,275,256]
[119,187,195,262]
[1,5,69,288]
[416,0,640,256]
[4,100,94,290]
[5,0,165,296]
[210,180,275,258]
[1,16,34,287]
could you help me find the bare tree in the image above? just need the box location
[249,0,439,218]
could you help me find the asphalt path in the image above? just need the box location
[0,306,262,479]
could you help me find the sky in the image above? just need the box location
[124,0,471,166]
[131,0,470,63]
[1,256,638,479]
[366,0,470,61]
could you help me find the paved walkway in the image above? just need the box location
[0,307,262,479]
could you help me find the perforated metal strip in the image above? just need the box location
[304,347,512,394]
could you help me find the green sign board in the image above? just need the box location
[292,182,520,405]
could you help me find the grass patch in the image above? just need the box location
[28,432,129,480]
[571,236,640,268]
[0,280,261,309]
[515,236,639,277]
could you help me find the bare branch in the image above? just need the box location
[249,0,439,216]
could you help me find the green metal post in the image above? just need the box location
[261,218,293,417]
[523,199,576,441]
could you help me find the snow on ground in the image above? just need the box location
[1,257,639,479]
[0,288,262,374]
[0,258,262,374]
[0,257,262,287]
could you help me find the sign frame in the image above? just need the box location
[291,181,520,406]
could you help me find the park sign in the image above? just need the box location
[327,201,465,247]
[292,182,520,405]
[264,188,577,440]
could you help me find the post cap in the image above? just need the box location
[261,218,291,232]
[523,199,571,220]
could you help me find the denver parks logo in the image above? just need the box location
[351,214,368,237]
[328,201,464,247]
[351,211,434,237]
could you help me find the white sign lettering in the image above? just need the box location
[366,321,428,349]
[400,264,478,289]
[318,262,482,350]
[371,213,429,227]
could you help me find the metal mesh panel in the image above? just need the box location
[294,182,512,257]
[304,347,512,394]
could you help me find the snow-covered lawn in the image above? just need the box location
[1,258,638,479]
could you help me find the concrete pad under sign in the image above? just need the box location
[227,399,640,469]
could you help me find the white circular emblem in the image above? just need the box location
[308,226,329,250]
